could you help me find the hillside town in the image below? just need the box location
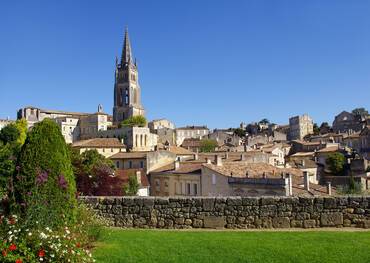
[2,29,370,198]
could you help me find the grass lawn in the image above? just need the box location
[94,228,370,263]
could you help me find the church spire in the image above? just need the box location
[121,27,133,65]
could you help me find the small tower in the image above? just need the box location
[113,27,145,125]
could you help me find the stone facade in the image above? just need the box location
[80,196,370,229]
[289,114,314,140]
[113,28,145,124]
[175,126,210,146]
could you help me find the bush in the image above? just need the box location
[200,139,218,152]
[123,174,139,196]
[326,152,346,175]
[119,115,146,127]
[0,214,94,263]
[14,119,77,228]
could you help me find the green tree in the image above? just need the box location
[352,107,368,116]
[0,124,20,145]
[14,118,28,146]
[313,123,320,135]
[200,139,218,153]
[319,122,331,134]
[14,119,77,228]
[259,118,270,124]
[233,128,246,138]
[123,174,139,196]
[326,152,346,176]
[120,115,147,127]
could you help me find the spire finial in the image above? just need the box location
[121,26,133,65]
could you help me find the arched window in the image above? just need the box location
[135,134,138,147]
[140,134,143,147]
[125,89,129,105]
[144,135,147,146]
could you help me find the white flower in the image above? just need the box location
[40,232,47,239]
[28,232,32,236]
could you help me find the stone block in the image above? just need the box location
[303,220,316,228]
[203,198,215,211]
[242,197,259,206]
[272,217,290,228]
[290,220,303,228]
[320,212,343,226]
[324,197,337,209]
[227,197,242,206]
[204,216,226,229]
[192,219,203,228]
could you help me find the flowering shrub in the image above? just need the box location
[0,214,95,263]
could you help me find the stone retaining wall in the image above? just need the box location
[80,196,370,229]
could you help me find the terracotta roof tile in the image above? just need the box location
[72,138,126,148]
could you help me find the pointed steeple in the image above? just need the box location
[121,27,133,65]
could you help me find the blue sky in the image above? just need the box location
[0,0,369,128]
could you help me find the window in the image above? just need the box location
[193,184,198,196]
[174,182,178,194]
[140,161,144,168]
[212,174,216,185]
[186,183,191,195]
[155,180,160,191]
[125,89,129,105]
[128,161,132,169]
[116,161,120,169]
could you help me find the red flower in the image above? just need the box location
[76,242,81,248]
[38,249,45,257]
[16,259,22,263]
[9,244,16,251]
[2,250,7,256]
[9,218,16,225]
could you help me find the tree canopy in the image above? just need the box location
[200,139,218,153]
[15,119,77,228]
[123,174,140,196]
[233,128,246,138]
[119,115,147,127]
[326,152,346,176]
[352,107,368,116]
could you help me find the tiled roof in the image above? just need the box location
[316,146,339,153]
[110,152,147,159]
[181,138,202,147]
[288,159,318,169]
[292,140,321,146]
[167,146,195,155]
[151,162,202,174]
[72,138,126,148]
[203,162,303,178]
[290,152,315,157]
[176,126,208,130]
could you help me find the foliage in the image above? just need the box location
[0,125,20,145]
[337,180,364,195]
[14,119,77,228]
[119,115,147,127]
[199,139,218,153]
[70,148,119,196]
[259,118,270,124]
[319,122,331,134]
[94,229,370,263]
[233,128,246,138]
[326,152,346,175]
[13,119,28,146]
[123,174,139,196]
[0,214,94,263]
[313,123,320,135]
[0,145,16,198]
[352,107,368,116]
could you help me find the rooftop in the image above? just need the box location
[72,138,126,148]
[110,152,147,159]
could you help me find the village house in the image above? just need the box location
[72,138,126,158]
[149,161,202,196]
[0,118,14,130]
[201,159,332,197]
[175,125,210,146]
[359,125,370,160]
[288,114,314,140]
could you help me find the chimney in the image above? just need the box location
[136,170,142,185]
[303,171,310,191]
[194,153,199,161]
[175,160,180,170]
[206,158,211,164]
[286,173,293,196]
[216,155,223,166]
[225,152,229,159]
[301,159,305,167]
[241,153,245,161]
[326,181,332,196]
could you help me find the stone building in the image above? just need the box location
[113,28,145,125]
[201,161,331,197]
[332,111,367,134]
[175,126,210,146]
[148,119,176,146]
[72,138,126,158]
[288,114,314,140]
[150,161,202,197]
[54,116,80,143]
[360,126,370,160]
[148,119,175,131]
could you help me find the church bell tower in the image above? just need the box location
[113,27,145,125]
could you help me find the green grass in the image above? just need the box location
[94,228,370,263]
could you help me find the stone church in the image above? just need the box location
[17,28,158,151]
